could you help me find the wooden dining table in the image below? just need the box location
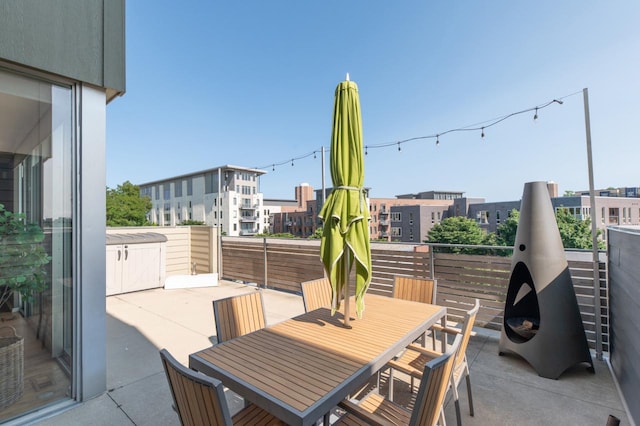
[189,294,447,426]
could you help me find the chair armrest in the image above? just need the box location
[387,359,424,378]
[406,343,443,358]
[431,323,462,335]
[338,400,395,426]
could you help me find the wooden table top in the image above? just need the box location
[189,294,446,426]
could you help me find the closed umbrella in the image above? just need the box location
[319,76,372,326]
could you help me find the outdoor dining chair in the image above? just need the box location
[159,349,284,425]
[393,275,438,347]
[386,299,480,426]
[301,277,332,312]
[336,333,463,426]
[213,291,267,343]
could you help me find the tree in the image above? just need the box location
[179,220,205,226]
[427,216,491,253]
[555,208,605,249]
[495,207,605,250]
[495,209,520,247]
[106,181,152,226]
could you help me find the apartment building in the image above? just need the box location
[139,165,266,236]
[269,183,319,236]
[464,195,640,234]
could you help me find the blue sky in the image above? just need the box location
[106,1,640,202]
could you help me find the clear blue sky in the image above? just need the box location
[106,1,640,202]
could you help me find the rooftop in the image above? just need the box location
[34,281,629,425]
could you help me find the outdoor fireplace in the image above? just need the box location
[499,181,594,379]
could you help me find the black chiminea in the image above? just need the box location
[499,181,594,379]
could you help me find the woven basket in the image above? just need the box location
[0,325,24,409]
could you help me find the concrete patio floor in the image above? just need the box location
[35,280,630,425]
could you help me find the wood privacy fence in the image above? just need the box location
[221,237,608,353]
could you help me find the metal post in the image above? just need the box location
[217,168,222,279]
[343,256,351,328]
[583,88,603,360]
[321,146,326,214]
[263,237,268,289]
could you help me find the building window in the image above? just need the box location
[390,212,401,222]
[163,184,170,200]
[391,227,402,236]
[477,211,489,224]
[174,179,183,197]
[187,178,193,196]
[205,172,218,194]
[496,210,501,224]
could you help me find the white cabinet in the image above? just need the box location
[106,233,167,296]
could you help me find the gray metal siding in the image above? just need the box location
[607,227,640,424]
[0,0,125,97]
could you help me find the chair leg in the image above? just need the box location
[388,368,395,402]
[466,373,474,417]
[450,377,462,426]
[439,407,447,426]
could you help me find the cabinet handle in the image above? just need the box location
[117,250,121,261]
[124,248,128,260]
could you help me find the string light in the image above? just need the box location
[255,91,578,171]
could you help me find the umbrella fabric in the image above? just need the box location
[319,80,372,319]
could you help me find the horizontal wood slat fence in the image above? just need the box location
[221,237,608,352]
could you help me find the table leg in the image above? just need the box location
[440,314,447,351]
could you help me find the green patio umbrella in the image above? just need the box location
[319,77,372,326]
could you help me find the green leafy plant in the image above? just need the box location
[0,203,51,310]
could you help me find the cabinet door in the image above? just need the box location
[106,245,124,296]
[122,243,162,292]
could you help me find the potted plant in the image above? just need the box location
[0,203,50,408]
[0,203,50,315]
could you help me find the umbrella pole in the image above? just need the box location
[343,255,352,328]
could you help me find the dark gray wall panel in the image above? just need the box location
[0,0,125,96]
[607,228,640,424]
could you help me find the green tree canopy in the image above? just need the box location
[427,216,491,253]
[555,208,605,249]
[495,209,520,247]
[495,207,604,250]
[106,181,151,227]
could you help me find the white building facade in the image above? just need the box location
[139,165,266,236]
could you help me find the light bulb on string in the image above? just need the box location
[272,164,275,171]
[291,159,294,166]
[397,142,401,152]
[436,134,440,146]
[313,151,316,159]
[365,146,368,155]
[533,107,538,121]
[481,127,485,138]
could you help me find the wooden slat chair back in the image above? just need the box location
[387,299,481,426]
[411,333,462,426]
[159,349,284,425]
[213,291,267,343]
[393,276,437,305]
[301,277,332,312]
[337,334,462,426]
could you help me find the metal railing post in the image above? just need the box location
[263,237,268,288]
